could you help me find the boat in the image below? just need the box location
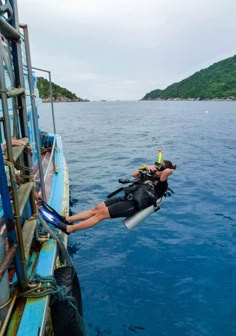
[0,1,85,335]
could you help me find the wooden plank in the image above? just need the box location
[12,137,28,162]
[22,218,37,260]
[4,137,28,162]
[17,182,34,215]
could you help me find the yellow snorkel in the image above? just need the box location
[157,148,163,163]
[155,149,165,171]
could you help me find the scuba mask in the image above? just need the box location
[154,160,176,171]
[154,161,166,171]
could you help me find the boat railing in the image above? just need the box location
[31,66,57,135]
[31,66,58,183]
[44,135,57,182]
[19,25,46,200]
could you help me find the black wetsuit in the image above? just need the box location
[105,196,138,218]
[154,179,168,199]
[105,179,168,218]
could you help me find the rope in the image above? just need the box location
[19,175,34,181]
[0,293,12,310]
[18,273,81,321]
[4,159,16,182]
[14,162,33,172]
[37,213,72,266]
[24,143,33,154]
[18,274,58,298]
[13,163,34,182]
[19,275,54,296]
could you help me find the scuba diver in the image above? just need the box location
[51,154,176,234]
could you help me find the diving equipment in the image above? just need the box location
[123,197,163,230]
[157,149,163,163]
[37,200,69,234]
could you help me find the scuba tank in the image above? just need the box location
[123,197,163,230]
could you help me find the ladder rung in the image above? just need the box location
[0,16,20,40]
[4,137,29,162]
[17,182,34,215]
[7,87,25,98]
[22,218,37,260]
[12,137,29,162]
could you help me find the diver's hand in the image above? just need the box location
[34,192,42,203]
[146,165,157,173]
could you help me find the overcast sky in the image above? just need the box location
[18,0,236,101]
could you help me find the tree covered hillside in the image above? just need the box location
[36,77,84,102]
[142,55,236,100]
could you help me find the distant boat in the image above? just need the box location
[0,1,85,335]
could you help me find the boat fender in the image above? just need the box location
[50,266,85,336]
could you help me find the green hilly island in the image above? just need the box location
[142,55,236,101]
[36,77,87,102]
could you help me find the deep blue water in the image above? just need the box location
[39,101,236,336]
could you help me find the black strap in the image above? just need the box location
[107,178,138,198]
[107,187,124,199]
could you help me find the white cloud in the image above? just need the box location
[18,0,236,100]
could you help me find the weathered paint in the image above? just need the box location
[15,239,57,336]
[9,135,69,336]
[48,135,65,213]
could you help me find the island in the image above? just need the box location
[142,55,236,101]
[37,77,89,102]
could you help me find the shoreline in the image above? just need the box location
[42,98,89,103]
[141,98,236,102]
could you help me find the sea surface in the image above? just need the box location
[39,101,236,336]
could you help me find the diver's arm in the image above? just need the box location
[132,169,140,178]
[160,168,174,182]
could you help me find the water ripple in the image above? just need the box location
[39,101,236,336]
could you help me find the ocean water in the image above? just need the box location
[39,101,236,336]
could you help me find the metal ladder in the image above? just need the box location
[0,1,44,293]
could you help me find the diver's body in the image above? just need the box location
[64,160,176,234]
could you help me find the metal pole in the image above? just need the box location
[44,136,56,182]
[32,66,57,173]
[0,28,28,290]
[21,25,46,200]
[9,1,29,138]
[48,71,57,135]
[0,16,20,40]
[32,66,57,134]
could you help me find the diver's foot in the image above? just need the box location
[60,216,70,224]
[52,221,70,235]
[65,216,74,225]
